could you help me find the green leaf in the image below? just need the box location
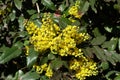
[91,36,106,45]
[71,20,80,26]
[40,56,48,65]
[9,10,16,21]
[27,9,36,15]
[30,13,39,20]
[109,51,120,63]
[0,46,22,64]
[59,3,66,12]
[104,50,116,65]
[18,16,25,31]
[13,70,24,80]
[83,48,94,58]
[51,58,63,70]
[27,47,38,68]
[102,41,111,49]
[41,0,56,10]
[14,0,22,10]
[114,75,120,80]
[105,71,120,80]
[102,38,118,51]
[104,26,113,32]
[0,45,8,53]
[92,27,102,37]
[114,4,120,10]
[89,0,97,13]
[118,38,120,51]
[18,31,28,37]
[20,71,40,80]
[40,76,49,80]
[100,61,109,70]
[81,1,90,13]
[48,53,55,60]
[59,17,71,29]
[24,40,29,46]
[93,46,106,61]
[33,19,42,27]
[14,41,24,49]
[108,38,118,51]
[32,0,38,4]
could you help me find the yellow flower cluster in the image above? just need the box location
[25,13,89,57]
[26,15,60,52]
[25,21,38,35]
[68,0,81,19]
[50,25,89,57]
[33,63,53,78]
[25,13,97,79]
[69,56,98,80]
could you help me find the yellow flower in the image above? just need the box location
[25,46,29,56]
[69,57,98,80]
[68,17,76,22]
[68,6,81,19]
[26,14,60,52]
[68,0,83,19]
[75,0,80,7]
[26,13,89,57]
[45,64,53,78]
[33,63,53,78]
[33,65,43,74]
[25,21,38,35]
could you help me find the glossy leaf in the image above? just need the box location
[51,58,63,70]
[71,20,80,26]
[83,48,94,58]
[14,41,24,49]
[18,31,28,38]
[59,3,66,12]
[33,19,42,27]
[104,49,116,65]
[108,38,118,51]
[105,71,120,80]
[20,71,40,80]
[91,36,106,45]
[89,0,97,13]
[109,51,120,63]
[27,9,36,15]
[40,57,48,65]
[18,16,25,31]
[59,17,71,29]
[118,38,120,51]
[27,47,38,67]
[102,38,118,51]
[92,27,102,37]
[41,0,56,10]
[93,46,106,61]
[40,76,49,80]
[13,70,24,80]
[30,13,39,20]
[114,75,120,80]
[14,0,22,10]
[104,26,113,32]
[81,1,90,13]
[9,10,16,21]
[48,53,55,60]
[0,46,22,64]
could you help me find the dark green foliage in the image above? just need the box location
[0,0,120,80]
